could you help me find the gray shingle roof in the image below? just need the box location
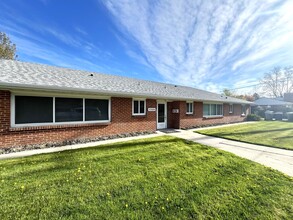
[253,97,293,106]
[0,60,250,104]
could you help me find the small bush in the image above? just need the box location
[246,114,262,121]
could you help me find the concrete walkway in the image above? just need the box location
[164,129,293,177]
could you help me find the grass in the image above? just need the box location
[0,136,292,219]
[196,121,293,150]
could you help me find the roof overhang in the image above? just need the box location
[0,82,252,105]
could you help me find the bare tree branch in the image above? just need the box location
[260,66,293,97]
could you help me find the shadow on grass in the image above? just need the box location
[3,137,182,177]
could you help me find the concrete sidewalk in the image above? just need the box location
[164,129,293,177]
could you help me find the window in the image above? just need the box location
[85,99,109,121]
[242,105,246,115]
[55,98,83,122]
[13,95,110,126]
[186,102,193,114]
[203,103,223,117]
[229,104,233,113]
[133,99,145,115]
[15,96,53,124]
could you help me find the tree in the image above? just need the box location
[260,66,293,98]
[253,93,260,100]
[222,89,234,97]
[0,32,17,60]
[222,89,255,101]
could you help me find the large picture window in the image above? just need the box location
[203,103,223,117]
[85,99,109,121]
[55,98,83,122]
[13,95,110,126]
[15,96,53,124]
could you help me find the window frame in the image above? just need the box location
[132,98,146,116]
[186,101,194,114]
[241,104,246,116]
[203,103,223,118]
[229,104,233,114]
[11,93,111,127]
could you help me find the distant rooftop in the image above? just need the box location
[253,97,293,106]
[0,60,250,104]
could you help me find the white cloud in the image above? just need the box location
[103,0,293,92]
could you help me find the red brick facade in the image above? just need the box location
[0,90,249,148]
[0,90,157,148]
[167,101,249,129]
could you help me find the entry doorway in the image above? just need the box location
[157,102,167,129]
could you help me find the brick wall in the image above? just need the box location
[0,90,157,148]
[0,90,250,149]
[169,101,247,129]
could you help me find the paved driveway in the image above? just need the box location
[165,129,293,177]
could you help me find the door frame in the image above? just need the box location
[157,101,167,129]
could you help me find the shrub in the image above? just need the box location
[246,114,261,121]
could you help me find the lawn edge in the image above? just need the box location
[195,131,293,151]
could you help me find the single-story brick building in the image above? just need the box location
[0,60,251,149]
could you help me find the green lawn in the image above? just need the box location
[0,136,292,219]
[197,121,293,150]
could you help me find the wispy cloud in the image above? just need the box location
[75,27,88,36]
[0,2,117,74]
[102,0,293,92]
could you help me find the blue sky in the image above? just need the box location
[0,0,292,93]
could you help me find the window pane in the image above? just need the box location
[85,99,109,121]
[242,105,246,114]
[229,104,233,112]
[217,104,223,115]
[158,104,165,123]
[133,101,138,114]
[139,101,145,114]
[203,104,210,116]
[15,96,53,124]
[186,103,193,113]
[211,104,217,115]
[55,98,83,122]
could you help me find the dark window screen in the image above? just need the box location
[85,99,109,121]
[15,96,53,124]
[140,101,145,114]
[55,98,83,122]
[133,100,139,114]
[217,104,223,115]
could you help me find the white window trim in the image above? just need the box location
[186,101,194,114]
[11,94,111,128]
[132,98,146,116]
[203,103,223,118]
[229,104,233,114]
